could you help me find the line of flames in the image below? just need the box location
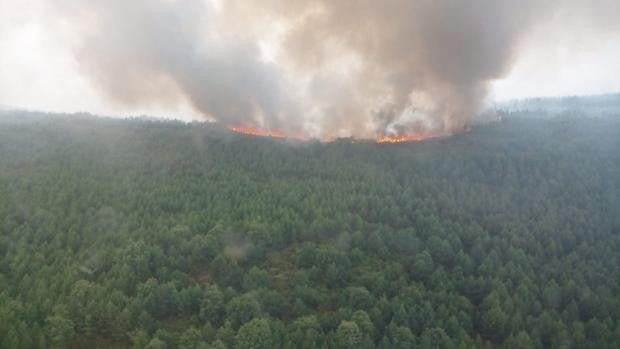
[228,125,309,141]
[375,134,435,143]
[228,124,438,143]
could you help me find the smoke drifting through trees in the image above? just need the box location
[54,0,619,138]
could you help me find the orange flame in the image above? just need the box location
[376,134,437,143]
[228,125,308,141]
[229,124,453,143]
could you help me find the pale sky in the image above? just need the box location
[1,0,619,123]
[0,0,200,119]
[491,5,620,101]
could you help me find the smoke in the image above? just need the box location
[54,0,301,131]
[219,0,541,137]
[51,0,620,138]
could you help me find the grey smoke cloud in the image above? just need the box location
[57,0,300,131]
[235,1,538,135]
[52,0,620,138]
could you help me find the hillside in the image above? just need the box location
[1,111,619,348]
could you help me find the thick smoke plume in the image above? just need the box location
[54,0,301,132]
[219,0,537,137]
[53,0,618,138]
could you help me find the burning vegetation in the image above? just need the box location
[228,124,444,143]
[375,134,437,143]
[229,125,287,139]
[228,125,309,141]
[229,124,441,143]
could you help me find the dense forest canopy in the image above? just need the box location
[0,107,619,348]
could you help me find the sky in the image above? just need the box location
[491,4,620,101]
[0,0,199,119]
[1,0,619,136]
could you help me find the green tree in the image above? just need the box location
[419,327,453,349]
[225,293,261,328]
[179,327,209,349]
[412,251,435,280]
[146,337,167,349]
[1,325,19,349]
[236,318,274,349]
[243,266,271,291]
[480,306,508,343]
[388,325,416,349]
[336,320,362,349]
[45,315,75,348]
[200,285,225,325]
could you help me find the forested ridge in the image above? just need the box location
[1,111,619,348]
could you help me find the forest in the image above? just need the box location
[0,109,619,348]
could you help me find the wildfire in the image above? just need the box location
[375,134,436,143]
[229,124,445,143]
[228,125,308,141]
